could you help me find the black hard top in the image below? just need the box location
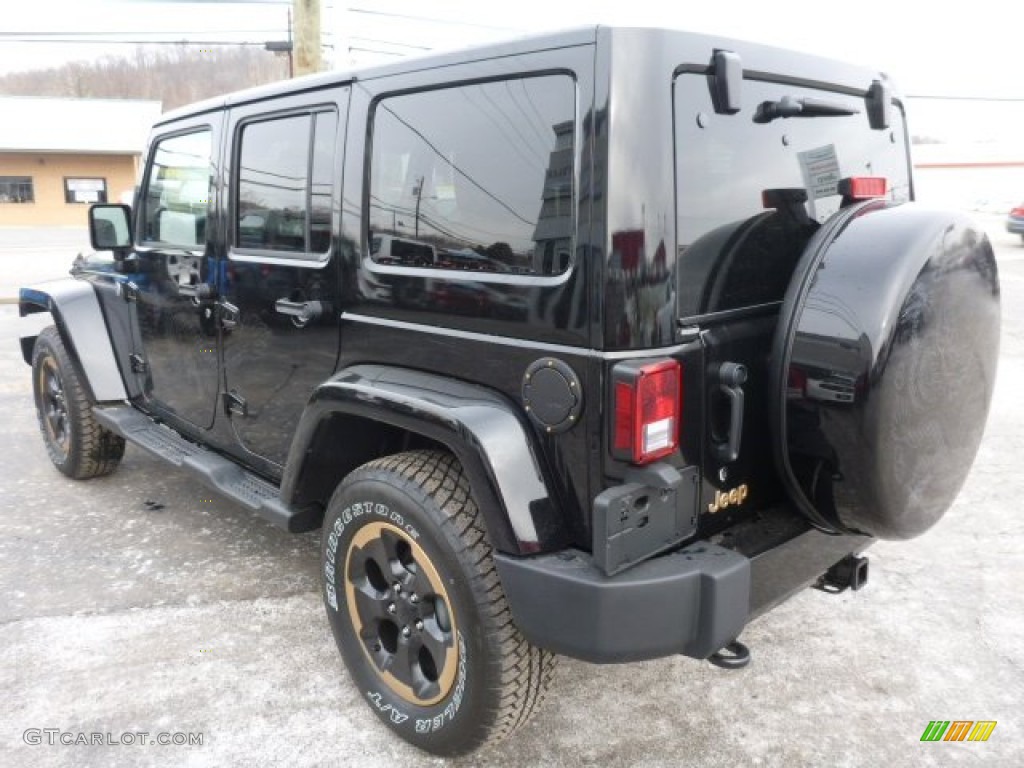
[155,25,892,126]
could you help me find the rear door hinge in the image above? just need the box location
[223,390,248,418]
[120,281,139,303]
[219,300,240,331]
[129,353,147,373]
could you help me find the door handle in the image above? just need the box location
[178,282,217,300]
[714,362,747,463]
[274,298,328,325]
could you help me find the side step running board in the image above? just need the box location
[93,405,319,533]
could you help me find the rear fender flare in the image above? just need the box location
[281,365,564,555]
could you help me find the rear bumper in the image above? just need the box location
[1007,215,1024,235]
[495,510,873,663]
[495,544,750,663]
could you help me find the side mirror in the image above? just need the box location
[89,204,132,252]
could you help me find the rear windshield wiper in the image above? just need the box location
[754,94,860,124]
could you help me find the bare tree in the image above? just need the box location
[0,46,289,110]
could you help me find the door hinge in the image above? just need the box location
[129,353,147,373]
[223,390,248,418]
[219,300,240,331]
[120,281,139,303]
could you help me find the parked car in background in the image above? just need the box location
[1008,202,1024,243]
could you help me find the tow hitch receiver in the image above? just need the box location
[816,555,869,594]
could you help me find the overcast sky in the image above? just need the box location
[2,0,1022,140]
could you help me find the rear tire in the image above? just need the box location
[31,326,125,479]
[321,450,556,756]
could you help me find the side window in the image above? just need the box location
[368,75,576,276]
[310,111,337,253]
[236,110,337,256]
[139,130,213,248]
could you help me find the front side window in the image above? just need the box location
[64,177,107,204]
[235,110,337,255]
[139,130,213,248]
[368,75,576,276]
[0,176,34,204]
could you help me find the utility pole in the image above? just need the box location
[293,0,322,76]
[413,176,424,238]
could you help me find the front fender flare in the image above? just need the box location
[19,280,127,403]
[282,365,563,555]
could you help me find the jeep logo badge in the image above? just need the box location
[708,484,749,514]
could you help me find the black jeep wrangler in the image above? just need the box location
[19,26,1000,756]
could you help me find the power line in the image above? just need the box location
[478,86,548,169]
[512,79,553,149]
[346,7,521,32]
[348,47,404,57]
[368,194,525,243]
[0,30,282,37]
[3,38,285,46]
[907,94,1024,102]
[348,36,431,51]
[460,88,542,172]
[129,0,291,4]
[373,93,534,226]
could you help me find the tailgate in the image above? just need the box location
[671,63,910,531]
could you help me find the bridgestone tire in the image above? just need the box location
[321,450,556,756]
[31,326,125,479]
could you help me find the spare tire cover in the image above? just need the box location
[771,201,1000,539]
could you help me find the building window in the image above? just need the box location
[64,177,108,204]
[368,75,576,275]
[235,109,337,256]
[0,176,34,204]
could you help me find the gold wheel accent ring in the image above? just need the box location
[344,521,459,706]
[38,357,70,455]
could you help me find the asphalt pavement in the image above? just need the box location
[1,217,1021,768]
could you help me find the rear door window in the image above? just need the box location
[235,109,337,257]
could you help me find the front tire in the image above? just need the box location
[31,326,125,479]
[321,450,556,756]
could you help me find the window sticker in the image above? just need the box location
[798,144,841,199]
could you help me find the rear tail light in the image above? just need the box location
[612,359,681,464]
[838,176,889,201]
[1011,204,1024,217]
